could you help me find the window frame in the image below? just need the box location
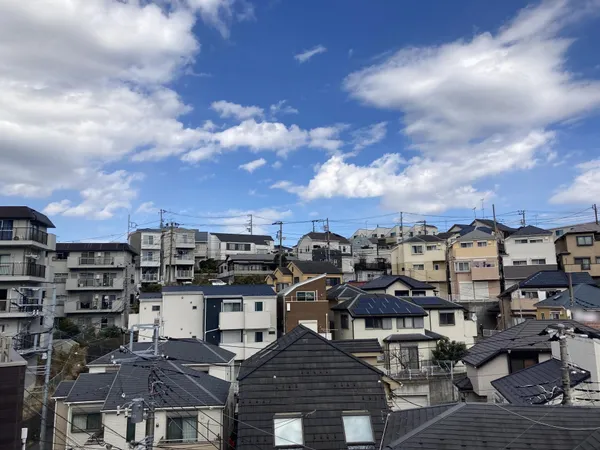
[152,305,161,312]
[166,415,197,443]
[455,261,470,272]
[426,245,437,251]
[342,413,375,445]
[255,331,264,343]
[255,301,264,312]
[411,245,423,255]
[574,257,592,270]
[439,311,456,326]
[222,300,243,312]
[460,242,473,248]
[576,235,594,246]
[513,260,527,266]
[531,258,546,265]
[477,241,488,247]
[412,264,425,271]
[273,415,304,447]
[341,314,349,330]
[71,413,102,433]
[295,291,316,302]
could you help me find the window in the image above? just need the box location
[223,300,242,312]
[341,314,349,330]
[394,290,409,296]
[255,331,263,343]
[477,241,488,247]
[126,418,136,442]
[53,272,68,283]
[577,235,594,246]
[273,416,303,447]
[365,317,392,329]
[555,230,564,237]
[72,413,102,432]
[541,312,545,319]
[531,259,546,265]
[152,305,160,312]
[411,245,423,255]
[326,277,340,287]
[550,311,560,319]
[455,262,470,272]
[439,311,456,326]
[166,416,197,442]
[296,291,316,301]
[460,242,473,248]
[255,302,263,312]
[398,345,419,370]
[342,414,374,444]
[143,235,155,245]
[529,239,543,244]
[412,264,424,271]
[513,260,527,266]
[433,263,440,271]
[426,245,437,251]
[100,317,114,329]
[293,277,300,284]
[596,256,600,265]
[397,317,423,328]
[522,291,539,299]
[411,290,426,296]
[221,330,243,343]
[227,243,252,251]
[574,257,591,270]
[54,251,68,260]
[515,239,529,244]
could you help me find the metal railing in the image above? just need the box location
[0,262,46,278]
[141,256,160,263]
[384,357,466,380]
[176,270,193,278]
[0,227,48,245]
[78,256,115,265]
[77,278,115,287]
[0,299,43,314]
[354,261,391,271]
[141,273,159,282]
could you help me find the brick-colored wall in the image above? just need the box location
[284,277,330,333]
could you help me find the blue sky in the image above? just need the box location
[1,0,600,243]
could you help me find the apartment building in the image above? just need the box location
[207,233,274,261]
[351,223,439,245]
[0,206,56,353]
[296,231,354,278]
[51,243,137,330]
[0,335,27,450]
[503,225,556,268]
[449,228,501,301]
[217,254,277,283]
[194,230,209,265]
[128,228,162,284]
[162,225,197,284]
[391,235,449,298]
[351,235,392,282]
[555,224,600,279]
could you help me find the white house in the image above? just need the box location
[360,275,437,297]
[295,231,354,276]
[207,233,274,261]
[503,225,557,268]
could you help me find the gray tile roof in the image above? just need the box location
[65,372,116,403]
[88,339,235,366]
[305,231,351,244]
[221,254,276,262]
[382,404,457,447]
[326,283,365,301]
[462,319,599,367]
[0,206,55,227]
[435,232,453,239]
[555,222,600,237]
[472,219,517,233]
[162,284,276,296]
[453,376,473,391]
[510,225,552,237]
[383,331,443,342]
[503,264,558,280]
[290,260,343,274]
[456,228,494,242]
[402,235,443,243]
[211,232,273,245]
[333,339,382,353]
[361,275,434,291]
[53,380,75,399]
[56,242,138,254]
[195,230,208,242]
[404,296,466,310]
[501,270,596,296]
[534,284,600,310]
[491,358,590,405]
[237,325,389,450]
[139,291,162,300]
[383,403,600,450]
[332,293,427,318]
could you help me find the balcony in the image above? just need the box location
[354,261,391,272]
[141,236,161,250]
[175,234,195,249]
[471,264,500,280]
[141,256,161,267]
[245,311,271,329]
[66,277,124,291]
[141,272,159,283]
[173,254,194,265]
[175,270,193,279]
[67,255,125,268]
[563,263,600,278]
[0,262,46,281]
[219,311,244,330]
[0,227,50,247]
[64,298,125,314]
[0,298,44,318]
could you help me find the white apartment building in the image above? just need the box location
[207,233,274,261]
[296,231,354,278]
[51,243,137,330]
[351,224,439,244]
[128,228,162,284]
[0,206,56,353]
[503,225,557,268]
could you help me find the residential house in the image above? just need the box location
[533,283,600,323]
[503,264,558,290]
[276,274,331,336]
[503,225,557,269]
[51,359,232,450]
[0,336,27,450]
[236,325,390,450]
[333,338,383,367]
[216,254,277,283]
[390,235,449,298]
[207,233,274,261]
[497,270,596,329]
[295,231,354,277]
[456,319,597,401]
[130,285,277,362]
[549,221,600,240]
[51,243,137,331]
[471,218,517,238]
[194,230,209,264]
[449,227,501,302]
[0,206,56,353]
[162,225,197,284]
[128,228,162,285]
[351,223,438,245]
[381,402,600,450]
[360,275,437,296]
[265,260,343,292]
[555,224,600,279]
[350,235,392,282]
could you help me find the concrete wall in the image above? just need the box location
[53,400,69,450]
[389,375,457,410]
[504,235,556,266]
[425,309,477,347]
[468,354,509,399]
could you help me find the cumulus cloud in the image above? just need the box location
[184,0,255,38]
[136,201,159,214]
[294,45,327,63]
[211,100,264,120]
[270,100,299,116]
[239,158,267,173]
[550,159,600,204]
[351,122,387,151]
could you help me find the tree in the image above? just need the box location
[431,337,467,367]
[198,258,218,274]
[54,318,80,339]
[140,283,162,293]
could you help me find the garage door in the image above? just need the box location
[458,282,474,300]
[474,281,490,300]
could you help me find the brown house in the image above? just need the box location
[277,274,333,336]
[267,260,343,292]
[555,225,600,279]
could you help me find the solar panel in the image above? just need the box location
[351,294,426,316]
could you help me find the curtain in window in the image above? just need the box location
[182,417,197,442]
[72,414,87,431]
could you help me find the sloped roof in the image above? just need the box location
[88,339,235,366]
[211,233,273,244]
[384,330,444,342]
[139,291,162,300]
[332,293,427,318]
[402,235,443,243]
[290,260,342,274]
[501,270,596,296]
[503,264,558,280]
[462,320,599,368]
[435,232,453,240]
[56,242,138,254]
[555,222,600,238]
[195,230,208,242]
[405,296,466,310]
[361,275,435,291]
[305,231,351,244]
[510,225,552,237]
[534,284,600,310]
[0,206,55,228]
[279,273,326,297]
[491,358,590,405]
[65,372,116,403]
[333,338,382,353]
[456,228,494,242]
[162,284,276,296]
[52,380,76,399]
[472,219,517,233]
[221,253,276,262]
[326,283,365,301]
[383,403,600,450]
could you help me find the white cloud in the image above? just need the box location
[184,0,254,38]
[270,100,299,116]
[275,0,600,212]
[272,161,283,169]
[294,45,327,63]
[136,201,159,214]
[550,159,600,204]
[351,122,387,150]
[239,158,267,173]
[348,49,354,58]
[211,100,264,120]
[309,211,320,217]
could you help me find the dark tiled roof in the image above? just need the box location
[88,339,235,366]
[53,380,75,398]
[65,372,116,403]
[383,331,442,342]
[501,270,596,295]
[305,231,351,244]
[290,260,343,274]
[332,293,427,318]
[462,320,599,367]
[510,225,552,237]
[473,219,517,233]
[211,233,273,245]
[456,228,494,241]
[0,206,55,227]
[103,360,230,410]
[504,264,558,280]
[162,284,276,296]
[195,230,208,241]
[453,376,473,391]
[333,339,382,353]
[326,283,365,301]
[237,326,389,450]
[222,254,276,262]
[136,227,162,232]
[435,232,453,239]
[402,235,443,243]
[534,284,600,309]
[382,404,458,447]
[139,291,162,300]
[278,266,292,275]
[55,242,138,254]
[491,358,590,405]
[404,296,466,310]
[361,275,434,291]
[383,403,600,450]
[555,222,600,238]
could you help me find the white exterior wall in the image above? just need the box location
[296,236,350,260]
[366,280,436,296]
[208,235,274,260]
[553,336,600,383]
[503,235,557,266]
[468,354,509,399]
[424,309,477,347]
[140,292,204,340]
[351,317,428,344]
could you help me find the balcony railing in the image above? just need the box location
[0,299,43,314]
[0,262,46,278]
[384,358,467,380]
[176,270,193,279]
[78,256,115,265]
[0,227,48,245]
[141,273,159,282]
[141,256,160,263]
[354,261,391,271]
[77,278,116,287]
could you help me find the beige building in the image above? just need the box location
[391,235,449,298]
[555,224,600,279]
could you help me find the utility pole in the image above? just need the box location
[399,212,403,242]
[481,198,485,219]
[326,218,331,263]
[423,219,427,235]
[273,221,283,268]
[168,222,175,284]
[518,210,526,227]
[159,209,166,283]
[247,214,253,235]
[39,285,57,450]
[159,209,166,229]
[594,204,598,225]
[556,324,573,406]
[569,272,574,309]
[493,204,506,297]
[472,207,477,219]
[311,219,320,233]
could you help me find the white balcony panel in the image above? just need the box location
[219,311,244,330]
[66,278,125,291]
[244,311,271,330]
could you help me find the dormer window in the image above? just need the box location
[274,414,303,447]
[342,412,374,445]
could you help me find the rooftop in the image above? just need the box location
[384,330,444,342]
[503,264,559,280]
[55,242,138,254]
[65,372,116,403]
[534,284,600,310]
[501,270,596,296]
[290,260,343,274]
[509,225,552,237]
[326,283,365,301]
[361,275,435,291]
[332,293,427,318]
[211,232,273,245]
[401,235,443,244]
[554,222,600,237]
[472,218,517,233]
[162,284,276,296]
[0,206,55,228]
[195,230,208,242]
[304,231,351,244]
[455,227,495,242]
[404,296,466,310]
[220,253,277,262]
[332,338,382,354]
